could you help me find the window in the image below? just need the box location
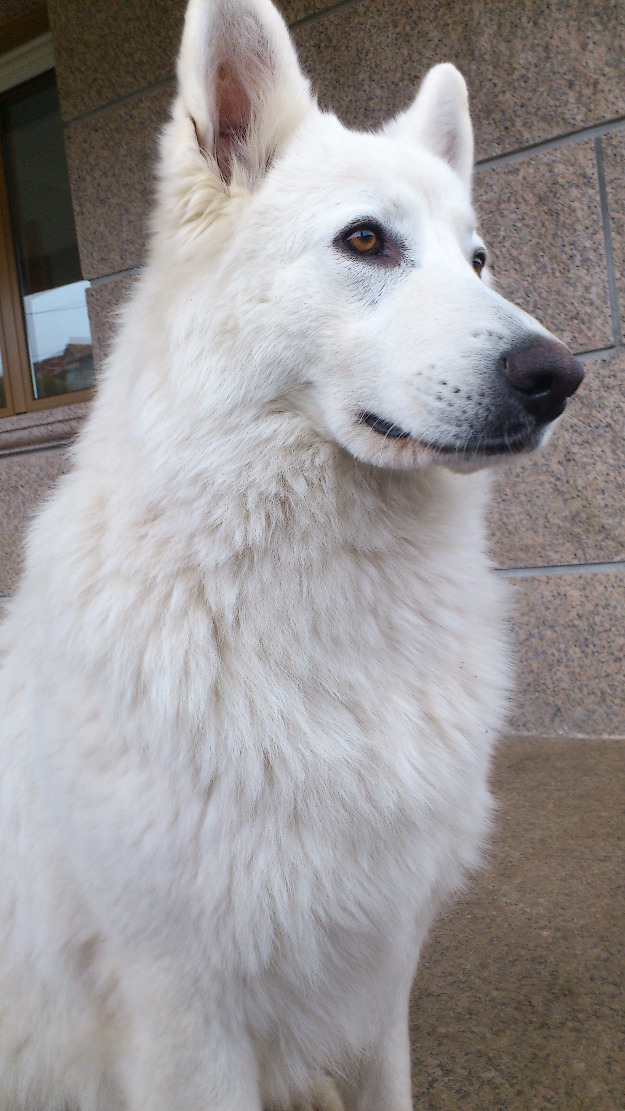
[0,23,93,419]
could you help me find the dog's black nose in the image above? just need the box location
[502,340,584,423]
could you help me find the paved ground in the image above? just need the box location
[408,735,624,1111]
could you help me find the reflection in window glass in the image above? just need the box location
[24,280,93,399]
[0,73,94,401]
[0,346,5,408]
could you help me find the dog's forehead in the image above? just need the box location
[268,114,474,231]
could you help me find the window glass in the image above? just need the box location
[0,73,94,400]
[0,346,5,408]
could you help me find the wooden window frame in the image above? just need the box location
[0,6,93,420]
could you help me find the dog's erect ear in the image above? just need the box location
[385,63,474,187]
[177,0,312,185]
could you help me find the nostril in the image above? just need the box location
[509,368,555,397]
[502,340,584,422]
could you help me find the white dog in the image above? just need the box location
[0,1,582,1108]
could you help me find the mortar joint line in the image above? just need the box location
[475,115,625,170]
[290,0,365,29]
[594,136,623,347]
[64,74,175,130]
[495,560,625,579]
[575,343,620,361]
[90,267,139,288]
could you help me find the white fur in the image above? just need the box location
[0,2,569,1109]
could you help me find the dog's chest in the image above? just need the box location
[190,524,502,1067]
[188,490,505,984]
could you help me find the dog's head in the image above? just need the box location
[159,0,583,472]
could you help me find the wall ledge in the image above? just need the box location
[0,403,88,457]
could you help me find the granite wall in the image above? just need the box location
[0,0,41,21]
[1,0,624,738]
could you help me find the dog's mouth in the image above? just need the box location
[358,410,539,457]
[359,411,412,440]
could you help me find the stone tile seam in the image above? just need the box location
[90,267,139,289]
[594,136,623,347]
[505,731,625,743]
[63,74,176,131]
[290,0,364,29]
[496,561,625,579]
[475,115,625,171]
[577,343,622,362]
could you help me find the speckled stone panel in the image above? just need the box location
[292,0,625,161]
[489,350,625,569]
[87,275,138,373]
[505,570,625,737]
[474,141,612,354]
[602,128,625,342]
[0,447,70,596]
[65,83,173,280]
[49,0,356,124]
[0,0,40,20]
[49,0,185,123]
[410,734,625,1109]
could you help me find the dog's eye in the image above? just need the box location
[472,249,487,277]
[344,225,384,257]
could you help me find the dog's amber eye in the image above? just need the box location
[345,226,383,256]
[472,249,487,277]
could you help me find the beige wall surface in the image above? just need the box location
[1,0,624,738]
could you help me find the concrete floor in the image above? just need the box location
[408,735,624,1111]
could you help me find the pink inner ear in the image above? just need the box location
[214,61,252,179]
[216,62,251,137]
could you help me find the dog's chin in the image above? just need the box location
[430,428,548,473]
[339,413,548,473]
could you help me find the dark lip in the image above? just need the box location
[358,410,539,456]
[359,411,412,439]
